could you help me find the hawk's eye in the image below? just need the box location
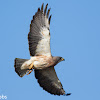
[60,57,65,61]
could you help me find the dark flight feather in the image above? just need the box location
[44,4,48,15]
[49,15,52,24]
[34,67,66,95]
[47,8,51,18]
[28,4,51,56]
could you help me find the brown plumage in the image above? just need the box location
[14,3,71,96]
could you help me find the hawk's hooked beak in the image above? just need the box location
[61,58,65,61]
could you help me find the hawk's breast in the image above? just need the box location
[33,56,53,69]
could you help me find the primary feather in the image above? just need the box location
[28,3,51,56]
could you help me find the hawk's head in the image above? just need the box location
[53,56,65,65]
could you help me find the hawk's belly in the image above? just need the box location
[31,56,54,69]
[33,61,49,69]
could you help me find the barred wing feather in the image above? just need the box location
[28,4,52,56]
[34,67,66,95]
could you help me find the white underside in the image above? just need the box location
[21,56,49,70]
[21,27,51,70]
[35,27,51,56]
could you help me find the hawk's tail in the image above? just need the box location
[14,58,29,77]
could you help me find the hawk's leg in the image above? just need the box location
[29,62,34,69]
[27,62,34,75]
[27,70,33,75]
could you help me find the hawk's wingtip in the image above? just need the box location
[64,93,71,96]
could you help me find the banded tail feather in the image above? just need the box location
[14,58,29,77]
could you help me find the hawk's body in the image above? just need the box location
[21,56,56,70]
[14,3,71,96]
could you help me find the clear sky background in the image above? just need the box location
[0,0,100,100]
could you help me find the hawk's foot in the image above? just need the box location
[27,70,33,75]
[29,62,34,69]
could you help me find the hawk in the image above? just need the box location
[14,3,71,96]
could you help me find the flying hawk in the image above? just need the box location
[14,3,71,96]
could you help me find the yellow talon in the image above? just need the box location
[27,62,34,75]
[27,70,33,75]
[29,62,34,69]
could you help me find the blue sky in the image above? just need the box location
[0,0,100,100]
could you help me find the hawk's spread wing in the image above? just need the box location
[28,4,52,56]
[34,67,66,95]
